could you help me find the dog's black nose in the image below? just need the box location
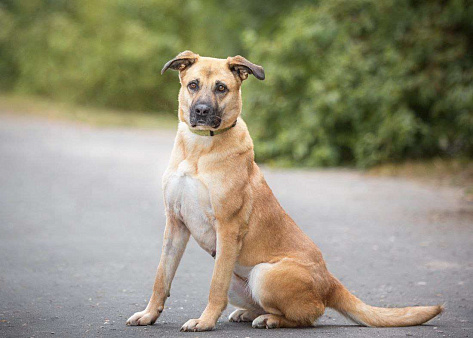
[194,104,211,116]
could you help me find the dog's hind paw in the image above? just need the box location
[229,309,260,322]
[252,314,280,329]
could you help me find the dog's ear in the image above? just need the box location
[227,55,265,81]
[161,50,199,75]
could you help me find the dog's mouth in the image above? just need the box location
[190,114,222,129]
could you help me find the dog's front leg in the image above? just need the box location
[127,214,190,326]
[180,223,241,332]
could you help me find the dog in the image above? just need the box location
[126,51,443,331]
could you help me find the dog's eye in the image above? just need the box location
[188,82,198,90]
[217,84,226,92]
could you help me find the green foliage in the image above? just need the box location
[243,0,473,167]
[1,0,472,167]
[1,0,195,111]
[0,0,296,111]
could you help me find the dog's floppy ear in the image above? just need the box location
[227,55,265,81]
[161,50,199,75]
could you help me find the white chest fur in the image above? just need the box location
[164,160,217,256]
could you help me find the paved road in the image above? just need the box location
[0,114,472,338]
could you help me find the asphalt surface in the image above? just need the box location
[0,113,472,338]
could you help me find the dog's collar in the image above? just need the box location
[188,120,237,137]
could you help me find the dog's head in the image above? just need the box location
[162,51,264,130]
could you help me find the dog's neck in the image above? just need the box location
[175,117,254,161]
[187,120,238,137]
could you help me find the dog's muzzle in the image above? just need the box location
[190,103,221,128]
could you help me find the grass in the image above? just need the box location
[0,93,177,129]
[368,159,473,201]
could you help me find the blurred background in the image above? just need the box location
[1,0,472,171]
[1,1,473,337]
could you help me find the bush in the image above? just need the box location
[0,0,249,112]
[243,0,473,167]
[0,0,293,112]
[1,0,472,167]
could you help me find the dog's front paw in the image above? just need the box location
[126,309,159,326]
[180,318,215,332]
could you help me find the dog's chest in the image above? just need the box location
[164,160,216,256]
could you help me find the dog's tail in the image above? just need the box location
[327,280,443,327]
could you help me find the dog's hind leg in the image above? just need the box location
[248,260,326,328]
[228,273,265,322]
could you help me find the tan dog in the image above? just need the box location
[126,51,442,331]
